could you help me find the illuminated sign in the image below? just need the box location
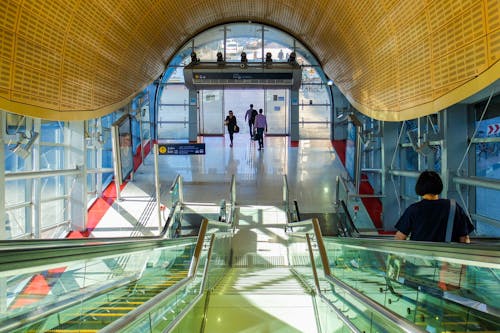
[158,143,206,155]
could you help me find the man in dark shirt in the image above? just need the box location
[244,104,258,138]
[394,171,474,243]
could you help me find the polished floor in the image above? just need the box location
[90,134,372,237]
[84,135,354,331]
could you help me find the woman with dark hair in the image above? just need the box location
[394,171,474,243]
[224,110,237,147]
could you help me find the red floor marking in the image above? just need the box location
[330,140,387,233]
[12,146,152,310]
[331,140,346,164]
[67,141,151,238]
[359,174,383,231]
[290,140,299,147]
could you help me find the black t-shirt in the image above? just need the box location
[251,109,258,122]
[394,199,474,242]
[225,115,237,132]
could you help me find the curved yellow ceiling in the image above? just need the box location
[0,0,499,121]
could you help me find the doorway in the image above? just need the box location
[199,88,289,136]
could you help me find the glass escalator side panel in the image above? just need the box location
[322,238,500,332]
[4,241,196,333]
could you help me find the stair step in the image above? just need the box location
[212,267,310,295]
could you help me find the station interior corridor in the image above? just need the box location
[88,136,359,238]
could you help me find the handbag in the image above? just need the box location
[438,198,466,290]
[233,124,239,133]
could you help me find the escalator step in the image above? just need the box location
[83,306,135,311]
[46,329,99,333]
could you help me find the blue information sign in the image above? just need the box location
[158,143,206,155]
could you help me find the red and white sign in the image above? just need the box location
[487,124,500,135]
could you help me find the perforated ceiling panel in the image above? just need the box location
[0,0,498,121]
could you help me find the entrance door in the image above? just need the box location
[224,89,264,137]
[199,88,290,136]
[199,90,224,135]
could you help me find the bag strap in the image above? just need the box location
[445,199,456,243]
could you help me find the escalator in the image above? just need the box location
[1,211,499,332]
[320,236,500,332]
[0,237,197,332]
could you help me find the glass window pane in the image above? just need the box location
[5,145,27,172]
[41,121,64,143]
[199,90,224,134]
[165,66,185,83]
[41,175,65,198]
[160,85,189,105]
[6,113,25,135]
[41,199,66,229]
[224,89,264,136]
[5,207,28,239]
[264,26,294,63]
[157,123,189,140]
[41,146,64,170]
[295,40,319,66]
[5,179,27,205]
[158,105,189,123]
[265,89,288,135]
[226,23,261,62]
[299,105,331,123]
[474,109,500,226]
[193,26,224,62]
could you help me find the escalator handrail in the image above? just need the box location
[287,218,427,333]
[0,275,139,333]
[324,237,500,266]
[0,200,183,249]
[0,236,194,274]
[340,199,360,235]
[99,218,230,333]
[0,201,193,272]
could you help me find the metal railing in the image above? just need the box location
[100,218,232,333]
[286,217,427,333]
[169,174,184,205]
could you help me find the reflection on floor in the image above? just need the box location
[88,136,377,237]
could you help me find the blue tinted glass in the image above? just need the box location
[41,121,64,143]
[41,146,64,170]
[475,115,500,227]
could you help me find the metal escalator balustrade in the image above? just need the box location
[99,218,232,332]
[322,237,500,332]
[0,237,196,333]
[287,217,425,333]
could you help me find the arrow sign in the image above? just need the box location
[487,124,500,135]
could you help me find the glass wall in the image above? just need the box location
[2,86,154,239]
[473,95,500,236]
[199,90,224,135]
[157,22,332,141]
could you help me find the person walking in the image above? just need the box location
[244,104,258,138]
[254,109,267,150]
[224,110,237,147]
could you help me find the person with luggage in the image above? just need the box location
[224,110,238,147]
[254,109,267,150]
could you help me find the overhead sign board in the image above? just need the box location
[184,62,302,89]
[158,143,206,155]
